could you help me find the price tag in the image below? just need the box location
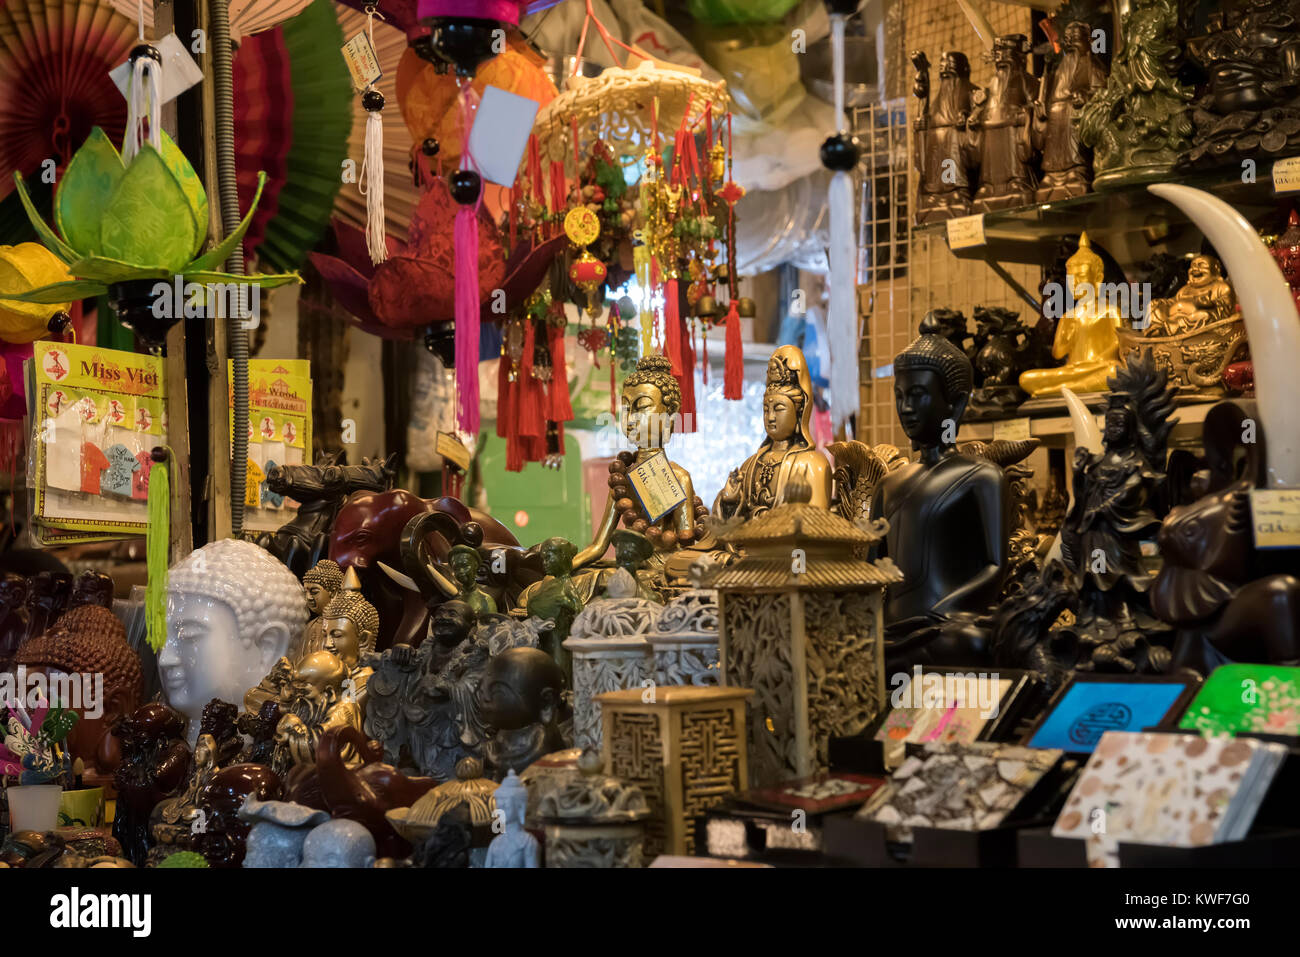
[467,85,542,187]
[110,33,203,106]
[342,30,383,92]
[626,450,687,524]
[992,417,1031,441]
[946,214,986,250]
[1250,489,1300,548]
[1273,157,1300,194]
[436,432,471,471]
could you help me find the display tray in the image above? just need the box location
[822,812,1037,867]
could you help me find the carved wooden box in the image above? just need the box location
[598,686,752,859]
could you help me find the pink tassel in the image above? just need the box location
[455,205,480,436]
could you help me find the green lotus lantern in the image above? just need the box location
[6,127,299,348]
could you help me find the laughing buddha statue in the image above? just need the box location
[714,345,832,520]
[1019,232,1123,397]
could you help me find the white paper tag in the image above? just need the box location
[992,417,1031,441]
[946,214,986,250]
[342,30,383,92]
[1250,489,1300,548]
[1273,156,1300,194]
[110,33,203,106]
[466,85,542,188]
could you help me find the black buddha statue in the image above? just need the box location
[475,646,570,779]
[870,333,1012,664]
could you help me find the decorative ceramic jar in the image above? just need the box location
[648,588,719,686]
[598,685,752,858]
[563,569,660,748]
[536,749,649,868]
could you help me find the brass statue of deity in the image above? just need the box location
[575,355,707,569]
[1019,232,1124,397]
[319,568,378,715]
[714,345,832,521]
[1145,254,1237,336]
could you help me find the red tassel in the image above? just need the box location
[678,318,697,433]
[520,323,546,440]
[723,300,743,399]
[664,278,682,375]
[701,327,708,385]
[498,352,524,472]
[454,205,480,436]
[547,321,573,422]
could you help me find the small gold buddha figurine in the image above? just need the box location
[298,559,343,659]
[272,650,364,772]
[713,344,832,520]
[1145,253,1237,336]
[574,355,708,569]
[1019,232,1123,397]
[319,567,378,716]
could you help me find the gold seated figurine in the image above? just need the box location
[713,344,832,521]
[1019,232,1123,397]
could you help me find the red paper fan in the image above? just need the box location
[0,0,137,202]
[106,0,314,42]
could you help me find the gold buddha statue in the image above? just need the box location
[298,559,343,660]
[574,354,708,570]
[319,570,378,717]
[1019,232,1123,397]
[714,345,832,520]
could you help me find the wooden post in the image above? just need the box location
[156,0,194,559]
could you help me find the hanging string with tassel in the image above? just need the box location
[123,10,162,165]
[821,5,861,433]
[722,112,744,399]
[452,79,483,437]
[145,447,170,653]
[358,3,388,265]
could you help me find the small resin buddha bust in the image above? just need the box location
[299,559,344,659]
[476,646,570,778]
[427,545,498,617]
[576,355,704,568]
[159,539,308,745]
[714,344,832,521]
[870,333,1011,628]
[320,568,379,714]
[1019,232,1123,397]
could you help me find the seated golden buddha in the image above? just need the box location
[573,354,711,579]
[1146,253,1237,336]
[714,344,832,520]
[1019,232,1123,397]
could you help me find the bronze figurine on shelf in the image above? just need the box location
[1034,21,1109,201]
[525,537,583,679]
[869,333,1011,643]
[1128,253,1247,393]
[1019,232,1124,397]
[911,50,977,225]
[271,651,364,773]
[1078,0,1194,187]
[1179,0,1300,171]
[713,345,832,521]
[970,34,1038,212]
[319,568,379,713]
[966,306,1030,418]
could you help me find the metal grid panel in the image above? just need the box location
[858,0,1039,448]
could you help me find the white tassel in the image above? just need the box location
[827,12,858,432]
[123,55,162,163]
[828,170,858,431]
[359,105,387,265]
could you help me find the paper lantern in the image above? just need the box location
[0,244,73,344]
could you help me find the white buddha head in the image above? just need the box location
[158,539,307,742]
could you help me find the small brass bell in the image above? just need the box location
[737,297,757,318]
[711,262,730,285]
[695,295,720,318]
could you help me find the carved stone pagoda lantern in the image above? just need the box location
[649,587,720,687]
[712,482,901,786]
